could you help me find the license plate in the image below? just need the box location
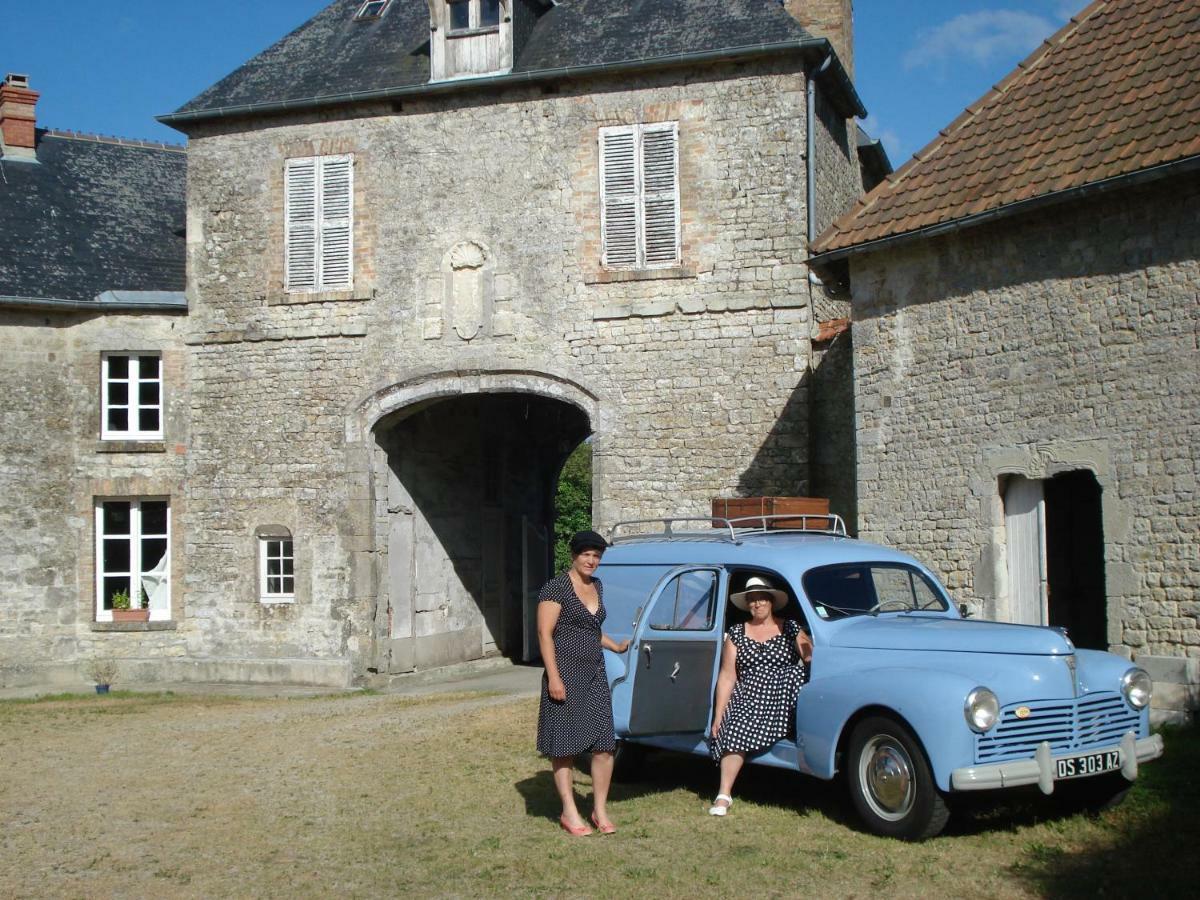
[1055,749,1121,780]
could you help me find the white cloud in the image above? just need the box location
[902,9,1058,72]
[860,114,904,162]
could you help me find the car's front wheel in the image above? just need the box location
[847,715,950,840]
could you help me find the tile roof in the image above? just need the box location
[0,132,186,304]
[168,0,861,123]
[811,0,1200,258]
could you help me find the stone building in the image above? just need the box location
[0,73,189,686]
[810,0,1200,720]
[1,1,869,688]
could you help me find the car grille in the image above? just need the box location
[975,693,1140,763]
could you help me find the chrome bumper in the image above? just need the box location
[951,731,1164,794]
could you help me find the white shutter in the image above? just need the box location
[318,154,353,290]
[641,123,680,267]
[285,158,317,291]
[599,126,639,269]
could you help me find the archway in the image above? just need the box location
[358,373,597,674]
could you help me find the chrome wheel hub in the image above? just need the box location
[860,736,915,821]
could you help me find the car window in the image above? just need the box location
[648,569,718,631]
[803,563,948,619]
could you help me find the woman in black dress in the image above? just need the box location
[708,575,812,816]
[536,530,630,835]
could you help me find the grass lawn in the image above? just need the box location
[0,689,1194,898]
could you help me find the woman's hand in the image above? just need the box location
[601,635,630,654]
[797,630,813,664]
[711,717,722,738]
[548,675,566,702]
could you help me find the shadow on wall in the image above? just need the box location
[852,177,1199,321]
[735,368,811,499]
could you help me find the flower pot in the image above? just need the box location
[95,684,110,695]
[112,608,150,623]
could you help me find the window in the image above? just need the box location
[599,122,681,270]
[802,563,949,620]
[101,353,162,440]
[259,529,295,603]
[355,0,391,19]
[649,569,718,631]
[285,154,354,292]
[95,499,170,622]
[448,0,500,33]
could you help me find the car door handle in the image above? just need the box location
[670,661,680,682]
[643,643,652,667]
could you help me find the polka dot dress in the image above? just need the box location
[536,572,617,758]
[710,619,807,762]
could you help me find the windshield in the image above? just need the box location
[802,562,950,620]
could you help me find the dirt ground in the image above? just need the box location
[1,689,1195,899]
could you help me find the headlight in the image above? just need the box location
[1121,668,1153,709]
[964,687,1000,733]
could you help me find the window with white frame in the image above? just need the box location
[95,498,170,621]
[355,0,391,19]
[285,154,354,292]
[259,529,295,603]
[448,0,501,33]
[599,122,681,270]
[101,353,163,440]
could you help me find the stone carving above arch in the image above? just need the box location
[443,240,494,342]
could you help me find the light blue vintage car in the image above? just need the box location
[596,516,1164,840]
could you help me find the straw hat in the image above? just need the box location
[730,575,788,612]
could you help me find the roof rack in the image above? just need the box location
[610,513,847,544]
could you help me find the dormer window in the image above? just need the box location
[355,0,391,20]
[448,0,501,34]
[429,0,512,81]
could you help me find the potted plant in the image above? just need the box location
[110,588,149,623]
[85,658,118,694]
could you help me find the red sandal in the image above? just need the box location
[559,815,593,836]
[590,812,617,835]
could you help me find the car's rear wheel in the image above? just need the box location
[612,740,645,782]
[847,715,950,840]
[1053,772,1132,815]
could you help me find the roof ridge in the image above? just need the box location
[816,0,1109,249]
[41,128,186,153]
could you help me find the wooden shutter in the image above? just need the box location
[285,154,353,292]
[285,158,317,291]
[318,155,353,290]
[599,126,639,269]
[640,123,680,267]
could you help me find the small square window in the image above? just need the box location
[480,0,501,28]
[101,353,163,440]
[355,0,390,20]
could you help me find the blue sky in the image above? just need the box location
[1,1,1083,165]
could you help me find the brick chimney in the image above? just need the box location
[0,73,39,161]
[784,0,854,78]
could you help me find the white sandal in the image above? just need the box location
[708,794,733,816]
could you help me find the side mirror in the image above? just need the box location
[958,602,973,619]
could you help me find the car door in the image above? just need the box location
[627,567,724,735]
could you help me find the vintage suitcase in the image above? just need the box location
[711,496,831,529]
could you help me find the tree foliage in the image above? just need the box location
[553,442,593,573]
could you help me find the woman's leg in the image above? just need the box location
[715,752,746,808]
[590,751,615,825]
[552,756,585,825]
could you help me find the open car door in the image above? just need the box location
[627,567,724,735]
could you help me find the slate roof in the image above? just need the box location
[811,0,1200,259]
[168,0,864,124]
[0,131,186,305]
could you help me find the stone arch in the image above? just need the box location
[346,368,609,678]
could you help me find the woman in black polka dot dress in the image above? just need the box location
[536,530,630,836]
[708,575,812,816]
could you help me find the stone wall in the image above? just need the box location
[0,309,192,687]
[848,174,1200,717]
[167,58,857,681]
